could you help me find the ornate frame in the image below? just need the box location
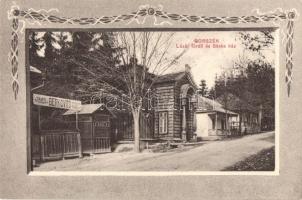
[7,3,299,99]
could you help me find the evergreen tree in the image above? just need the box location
[28,32,40,66]
[198,79,208,97]
[211,61,274,130]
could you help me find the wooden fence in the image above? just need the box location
[32,131,82,161]
[94,137,111,153]
[81,137,111,154]
[112,112,154,141]
[208,129,242,136]
[208,129,229,136]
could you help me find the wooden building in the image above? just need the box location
[216,93,260,134]
[30,64,200,160]
[31,63,260,159]
[63,104,115,154]
[108,65,198,143]
[153,65,198,141]
[30,68,84,162]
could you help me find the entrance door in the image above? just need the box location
[93,115,111,153]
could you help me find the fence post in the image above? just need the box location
[40,135,45,161]
[77,133,83,158]
[62,133,65,160]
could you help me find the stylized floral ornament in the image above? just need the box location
[284,10,297,97]
[7,3,299,99]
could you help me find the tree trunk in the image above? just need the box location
[258,104,263,132]
[133,111,140,153]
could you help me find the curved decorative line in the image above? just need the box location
[12,7,293,25]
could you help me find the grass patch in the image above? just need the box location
[223,147,275,171]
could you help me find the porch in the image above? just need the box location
[196,110,238,138]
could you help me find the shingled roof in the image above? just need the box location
[154,69,197,89]
[63,104,116,117]
[154,71,186,84]
[196,96,237,115]
[63,104,103,115]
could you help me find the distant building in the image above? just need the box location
[195,96,238,140]
[216,93,260,134]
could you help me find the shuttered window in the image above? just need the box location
[159,112,168,134]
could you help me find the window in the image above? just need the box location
[159,112,168,134]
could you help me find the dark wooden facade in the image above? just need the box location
[153,66,197,141]
[110,67,197,142]
[63,104,112,154]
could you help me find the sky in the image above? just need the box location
[34,30,276,88]
[164,31,276,88]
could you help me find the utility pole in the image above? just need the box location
[214,74,217,132]
[224,71,228,136]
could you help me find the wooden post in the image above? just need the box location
[115,128,118,142]
[38,106,41,130]
[91,118,94,155]
[239,113,242,136]
[193,107,197,138]
[38,106,43,162]
[215,112,218,131]
[77,132,83,158]
[225,112,228,136]
[76,112,79,130]
[181,105,187,141]
[40,135,45,161]
[62,133,65,160]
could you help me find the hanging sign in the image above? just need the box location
[33,94,81,110]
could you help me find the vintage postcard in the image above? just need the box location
[28,30,277,173]
[1,0,301,199]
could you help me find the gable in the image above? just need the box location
[155,71,197,90]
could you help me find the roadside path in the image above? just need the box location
[36,131,275,171]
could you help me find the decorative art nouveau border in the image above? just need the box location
[7,3,299,99]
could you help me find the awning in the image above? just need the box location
[63,104,116,117]
[30,66,42,74]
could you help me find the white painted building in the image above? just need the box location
[196,96,238,139]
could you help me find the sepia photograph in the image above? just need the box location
[28,29,276,172]
[2,0,302,199]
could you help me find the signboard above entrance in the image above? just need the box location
[33,94,82,110]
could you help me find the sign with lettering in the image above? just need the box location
[94,121,110,128]
[33,94,82,110]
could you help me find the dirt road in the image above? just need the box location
[36,131,275,171]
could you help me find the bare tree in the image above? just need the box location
[30,31,186,153]
[68,32,186,152]
[110,32,186,152]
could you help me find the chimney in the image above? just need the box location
[185,64,191,72]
